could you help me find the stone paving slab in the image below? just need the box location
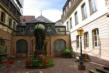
[0,58,89,73]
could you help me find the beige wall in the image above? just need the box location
[11,35,70,57]
[0,29,12,56]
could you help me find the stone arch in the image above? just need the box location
[54,39,66,55]
[16,39,28,54]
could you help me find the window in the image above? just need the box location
[76,35,80,48]
[0,38,5,46]
[0,38,2,46]
[0,12,5,23]
[8,18,12,28]
[92,28,99,47]
[89,0,96,14]
[30,26,34,32]
[81,3,87,20]
[74,12,78,25]
[69,1,71,8]
[84,32,89,48]
[13,21,16,30]
[20,28,25,33]
[70,17,72,29]
[67,21,69,30]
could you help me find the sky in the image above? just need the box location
[23,0,66,22]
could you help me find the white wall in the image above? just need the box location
[64,0,108,32]
[63,0,109,61]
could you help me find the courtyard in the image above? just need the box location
[1,57,108,73]
[0,58,87,73]
[0,0,109,73]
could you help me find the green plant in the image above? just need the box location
[30,60,38,67]
[46,56,54,67]
[25,56,54,69]
[63,49,72,54]
[0,46,8,63]
[62,49,73,58]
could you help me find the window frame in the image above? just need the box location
[13,21,16,30]
[0,12,6,23]
[81,3,87,20]
[92,28,99,48]
[84,32,89,49]
[70,17,72,29]
[89,0,97,15]
[74,11,79,25]
[67,21,69,31]
[76,35,80,48]
[8,17,12,28]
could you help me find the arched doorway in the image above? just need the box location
[16,39,28,57]
[54,39,66,56]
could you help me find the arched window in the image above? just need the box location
[16,39,28,53]
[54,39,66,53]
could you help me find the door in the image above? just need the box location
[54,39,66,56]
[16,39,28,57]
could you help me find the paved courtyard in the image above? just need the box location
[0,58,90,73]
[1,57,108,73]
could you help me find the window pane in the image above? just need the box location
[89,0,96,14]
[1,12,5,23]
[67,21,69,30]
[92,28,99,47]
[76,35,80,48]
[81,3,87,19]
[75,12,78,25]
[84,32,89,48]
[70,18,72,29]
[9,18,12,27]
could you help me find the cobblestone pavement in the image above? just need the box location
[0,58,89,73]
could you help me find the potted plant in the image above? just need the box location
[62,48,73,58]
[25,56,54,69]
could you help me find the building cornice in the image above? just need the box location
[62,0,82,23]
[16,0,23,8]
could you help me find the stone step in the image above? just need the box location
[104,67,109,71]
[96,68,108,73]
[89,69,99,73]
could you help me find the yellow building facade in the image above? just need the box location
[0,0,21,56]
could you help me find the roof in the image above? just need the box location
[27,15,54,24]
[55,19,65,26]
[17,22,26,27]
